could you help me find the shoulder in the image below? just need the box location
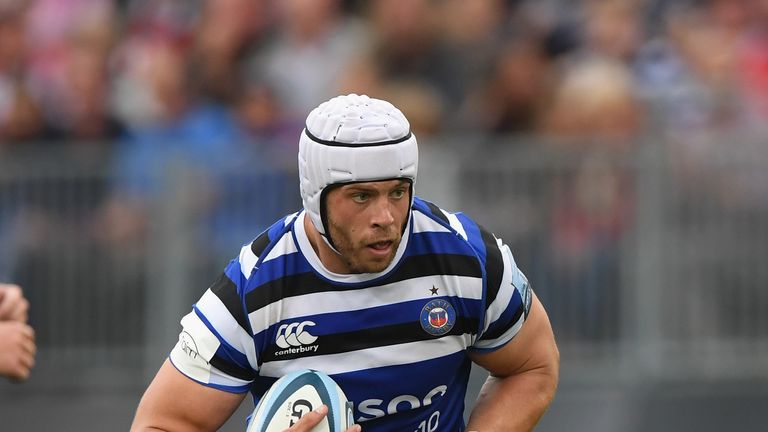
[412,197,476,238]
[412,198,521,294]
[412,197,495,252]
[234,212,301,280]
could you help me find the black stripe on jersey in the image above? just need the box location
[245,253,482,313]
[260,316,479,363]
[210,273,249,332]
[250,231,271,257]
[422,200,450,225]
[480,226,503,310]
[209,353,255,382]
[478,304,524,342]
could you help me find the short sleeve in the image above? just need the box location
[471,235,533,352]
[169,258,258,393]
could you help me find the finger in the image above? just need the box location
[10,298,29,323]
[19,324,35,340]
[284,405,328,432]
[5,323,35,354]
[2,354,31,382]
[0,285,22,320]
[21,333,37,357]
[19,348,35,371]
[17,368,31,381]
[10,361,31,382]
[0,295,15,320]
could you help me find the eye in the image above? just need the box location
[390,188,407,199]
[352,192,370,203]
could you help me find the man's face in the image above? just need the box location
[324,179,411,273]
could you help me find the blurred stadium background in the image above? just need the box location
[1,0,768,430]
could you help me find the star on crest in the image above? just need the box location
[430,286,439,296]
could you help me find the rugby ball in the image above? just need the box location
[246,369,353,432]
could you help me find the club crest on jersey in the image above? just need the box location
[420,299,456,336]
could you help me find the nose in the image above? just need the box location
[370,197,395,228]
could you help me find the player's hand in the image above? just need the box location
[0,284,30,323]
[282,405,361,432]
[0,321,36,381]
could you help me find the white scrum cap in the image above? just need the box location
[298,94,418,236]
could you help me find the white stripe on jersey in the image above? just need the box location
[240,212,300,278]
[197,289,259,369]
[412,210,451,233]
[170,311,222,383]
[171,311,254,389]
[259,335,472,378]
[261,231,298,264]
[207,364,253,389]
[283,212,299,227]
[247,275,482,334]
[445,212,468,241]
[239,243,258,278]
[473,310,525,350]
[474,239,524,348]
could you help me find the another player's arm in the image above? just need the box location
[131,359,246,432]
[466,293,559,432]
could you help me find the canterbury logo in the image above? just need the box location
[276,321,318,348]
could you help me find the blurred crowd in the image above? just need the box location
[2,0,768,148]
[1,0,768,346]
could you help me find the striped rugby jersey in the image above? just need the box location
[170,197,533,431]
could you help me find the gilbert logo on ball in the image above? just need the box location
[247,369,353,432]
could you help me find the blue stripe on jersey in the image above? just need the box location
[417,199,451,226]
[223,259,244,288]
[454,213,489,336]
[247,251,313,291]
[478,288,524,343]
[406,231,476,257]
[267,214,294,245]
[202,381,251,393]
[255,296,485,341]
[244,213,296,277]
[456,213,485,266]
[193,306,252,372]
[168,354,251,393]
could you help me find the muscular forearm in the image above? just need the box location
[465,367,558,432]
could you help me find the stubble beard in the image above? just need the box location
[327,221,401,274]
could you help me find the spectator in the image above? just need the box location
[1,81,59,144]
[537,56,643,341]
[460,35,554,134]
[23,0,117,139]
[540,58,644,144]
[190,0,270,105]
[248,0,370,119]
